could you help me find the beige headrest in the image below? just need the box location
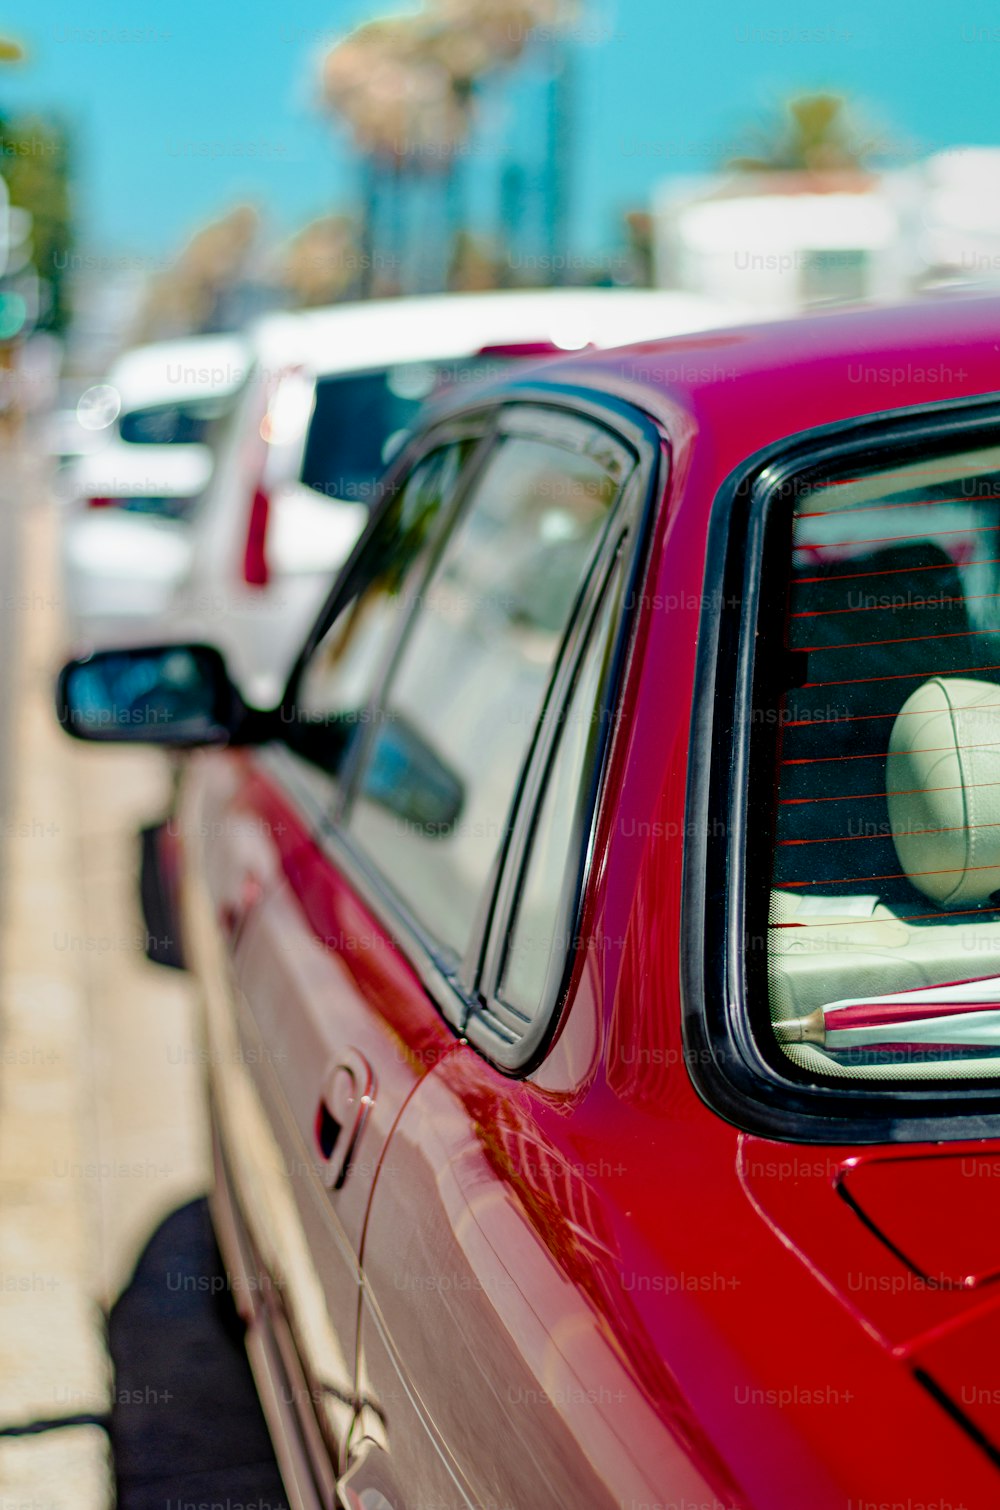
[888,677,1000,908]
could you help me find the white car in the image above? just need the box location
[59,333,249,644]
[159,288,753,707]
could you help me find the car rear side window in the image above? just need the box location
[498,565,622,1021]
[346,433,622,968]
[765,445,1000,1082]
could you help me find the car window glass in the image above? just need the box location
[300,359,525,507]
[764,444,1000,1082]
[347,433,621,966]
[290,444,470,781]
[499,571,620,1021]
[119,394,238,446]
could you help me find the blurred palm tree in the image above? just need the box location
[323,11,476,294]
[132,204,260,341]
[448,227,499,289]
[0,114,74,331]
[729,93,876,174]
[321,0,577,294]
[280,214,364,305]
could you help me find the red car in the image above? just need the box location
[58,295,1000,1509]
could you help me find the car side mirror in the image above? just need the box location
[55,644,242,746]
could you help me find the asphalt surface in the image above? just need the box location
[0,438,22,929]
[0,447,290,1505]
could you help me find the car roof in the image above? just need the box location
[245,287,757,375]
[108,333,250,410]
[531,292,1000,481]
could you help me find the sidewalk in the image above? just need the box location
[0,467,211,1506]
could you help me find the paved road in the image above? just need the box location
[0,449,289,1505]
[0,438,23,927]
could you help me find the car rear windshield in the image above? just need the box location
[118,394,237,446]
[300,358,517,507]
[765,444,1000,1083]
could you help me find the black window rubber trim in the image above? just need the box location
[277,387,664,1072]
[464,393,665,1076]
[682,388,1000,1145]
[328,400,641,1002]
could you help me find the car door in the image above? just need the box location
[314,402,663,1508]
[182,433,484,1490]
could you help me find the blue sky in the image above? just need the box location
[3,0,1000,259]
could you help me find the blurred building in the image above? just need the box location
[910,147,1000,287]
[653,148,1000,314]
[61,265,149,380]
[653,169,903,314]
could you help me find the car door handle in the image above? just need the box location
[314,1049,375,1191]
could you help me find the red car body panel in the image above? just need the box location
[183,297,1000,1506]
[182,751,460,1472]
[841,1149,1000,1286]
[742,1142,1000,1346]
